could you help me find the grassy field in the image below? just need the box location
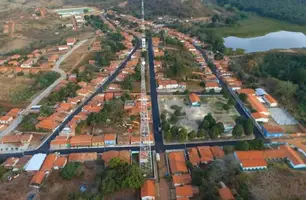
[210,14,306,38]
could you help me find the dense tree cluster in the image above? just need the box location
[191,156,252,199]
[162,49,197,80]
[217,0,306,25]
[231,52,306,123]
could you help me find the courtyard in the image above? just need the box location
[158,95,240,133]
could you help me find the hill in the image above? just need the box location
[124,0,213,19]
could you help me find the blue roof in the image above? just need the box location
[255,88,267,96]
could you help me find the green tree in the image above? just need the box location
[204,113,216,128]
[235,141,250,151]
[232,124,244,138]
[178,127,188,142]
[238,93,248,103]
[243,118,254,136]
[216,122,225,133]
[199,120,210,129]
[171,126,179,135]
[60,163,82,180]
[223,103,230,110]
[188,130,197,139]
[228,98,236,106]
[200,81,206,88]
[197,129,208,139]
[210,125,220,139]
[165,130,172,142]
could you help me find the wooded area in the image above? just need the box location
[217,0,306,25]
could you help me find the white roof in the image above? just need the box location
[255,88,267,96]
[24,153,47,171]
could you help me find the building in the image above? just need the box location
[66,38,76,46]
[53,156,67,169]
[262,124,284,138]
[187,148,200,166]
[30,171,45,188]
[251,112,269,123]
[68,152,98,162]
[218,187,235,200]
[247,95,269,116]
[2,157,19,169]
[263,94,278,107]
[172,174,192,187]
[104,134,116,146]
[168,151,188,174]
[210,146,225,159]
[0,116,13,124]
[69,135,93,148]
[40,154,56,174]
[24,153,47,172]
[237,88,255,96]
[188,93,200,107]
[234,151,267,171]
[197,146,213,164]
[236,145,306,170]
[50,136,69,149]
[58,45,69,51]
[176,185,194,199]
[205,82,222,93]
[91,135,104,147]
[141,180,155,200]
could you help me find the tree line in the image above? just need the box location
[217,0,306,25]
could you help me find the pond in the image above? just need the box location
[223,31,306,53]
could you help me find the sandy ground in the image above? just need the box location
[158,95,239,132]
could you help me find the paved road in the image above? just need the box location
[0,40,88,137]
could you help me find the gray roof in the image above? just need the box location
[24,153,46,171]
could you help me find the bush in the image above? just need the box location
[60,163,83,180]
[223,103,230,110]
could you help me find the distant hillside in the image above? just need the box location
[125,0,213,19]
[217,0,306,25]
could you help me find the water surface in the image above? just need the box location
[224,31,306,53]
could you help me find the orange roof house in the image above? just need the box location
[263,94,278,107]
[104,133,116,145]
[218,187,235,200]
[235,150,267,170]
[141,180,155,199]
[187,148,200,166]
[210,146,225,159]
[104,93,114,101]
[6,108,22,118]
[68,152,98,162]
[36,119,60,131]
[40,154,56,173]
[69,135,93,147]
[247,95,269,116]
[53,156,67,169]
[172,174,192,186]
[92,135,105,146]
[188,93,200,106]
[50,136,69,149]
[102,150,119,166]
[176,185,194,198]
[197,146,213,164]
[30,171,45,188]
[237,88,255,96]
[168,151,188,174]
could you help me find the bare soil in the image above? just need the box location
[0,173,33,200]
[247,163,306,200]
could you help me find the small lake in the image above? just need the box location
[223,31,306,53]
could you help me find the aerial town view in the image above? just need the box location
[1,0,306,200]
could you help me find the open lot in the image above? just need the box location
[247,162,306,200]
[0,75,34,106]
[158,95,239,132]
